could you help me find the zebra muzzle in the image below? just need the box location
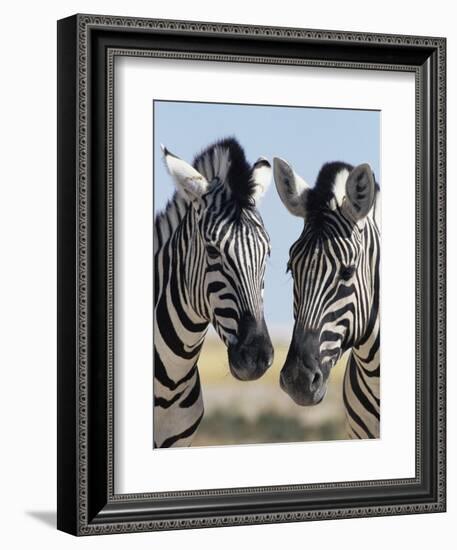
[280,329,330,406]
[227,316,273,381]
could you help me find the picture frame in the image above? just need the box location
[57,13,446,535]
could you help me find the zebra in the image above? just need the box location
[273,157,380,439]
[154,137,274,448]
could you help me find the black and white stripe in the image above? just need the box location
[154,138,273,448]
[273,158,380,439]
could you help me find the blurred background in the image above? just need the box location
[193,333,349,446]
[154,100,380,446]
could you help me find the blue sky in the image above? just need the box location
[154,100,380,337]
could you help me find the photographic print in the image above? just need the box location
[153,100,380,448]
[58,16,446,533]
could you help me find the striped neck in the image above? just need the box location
[344,221,380,439]
[154,196,209,380]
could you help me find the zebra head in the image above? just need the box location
[273,157,379,405]
[162,138,274,381]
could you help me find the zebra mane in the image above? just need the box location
[154,193,189,249]
[305,161,380,225]
[192,137,256,208]
[155,138,261,245]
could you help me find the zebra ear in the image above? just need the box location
[273,157,309,218]
[343,163,376,221]
[250,157,272,202]
[161,144,209,203]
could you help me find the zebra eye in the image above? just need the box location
[340,265,356,281]
[206,245,220,259]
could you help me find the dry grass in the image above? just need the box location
[192,336,348,447]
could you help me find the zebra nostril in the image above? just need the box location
[280,369,289,386]
[311,371,321,388]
